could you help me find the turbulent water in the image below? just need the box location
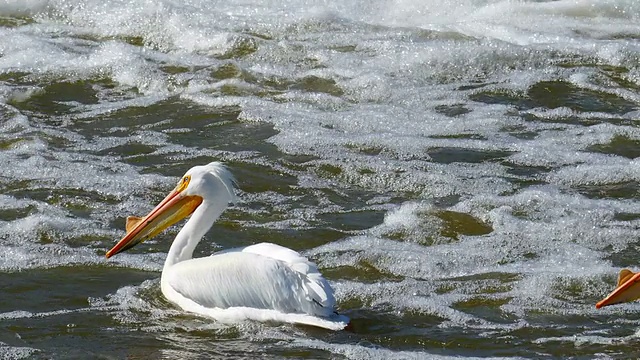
[1,0,640,358]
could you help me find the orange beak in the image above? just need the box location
[596,269,640,309]
[106,188,203,258]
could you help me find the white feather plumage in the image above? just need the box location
[156,162,348,329]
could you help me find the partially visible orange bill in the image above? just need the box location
[596,269,640,309]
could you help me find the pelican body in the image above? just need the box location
[106,162,348,330]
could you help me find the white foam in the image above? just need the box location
[0,308,95,321]
[0,242,164,272]
[548,158,640,186]
[534,331,640,347]
[287,338,498,360]
[0,345,39,360]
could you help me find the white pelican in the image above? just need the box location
[106,162,349,330]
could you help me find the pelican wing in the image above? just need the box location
[223,242,337,309]
[164,244,336,318]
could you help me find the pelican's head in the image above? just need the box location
[106,162,236,258]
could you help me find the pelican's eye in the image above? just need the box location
[177,175,191,192]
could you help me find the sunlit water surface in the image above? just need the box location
[1,0,640,358]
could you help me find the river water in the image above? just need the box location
[1,0,640,359]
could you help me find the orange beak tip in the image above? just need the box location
[595,302,603,309]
